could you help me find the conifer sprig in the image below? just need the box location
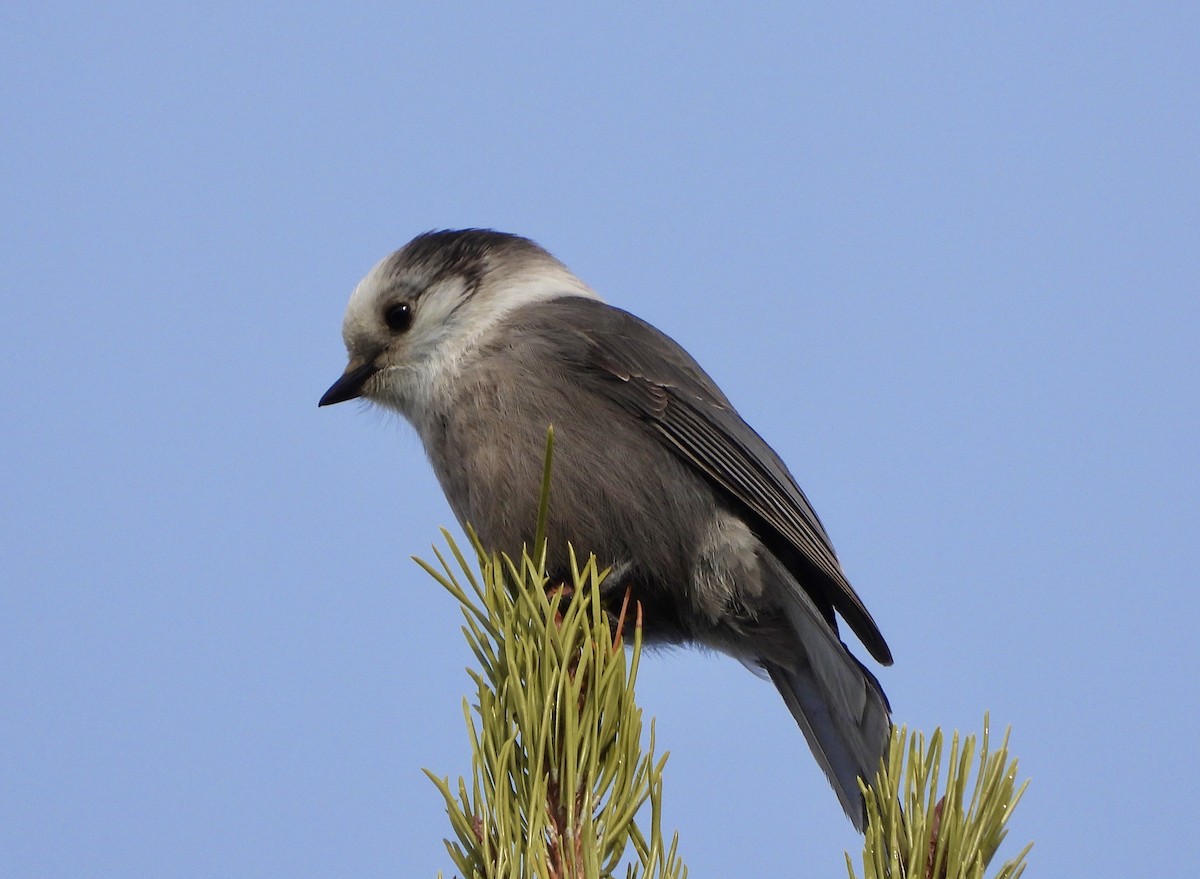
[848,718,1031,879]
[417,528,686,879]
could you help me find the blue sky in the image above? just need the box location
[3,4,1197,876]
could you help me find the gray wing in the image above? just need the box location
[547,297,892,666]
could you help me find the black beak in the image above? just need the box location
[319,360,380,407]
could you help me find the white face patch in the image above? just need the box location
[341,253,396,350]
[339,244,604,439]
[410,264,601,414]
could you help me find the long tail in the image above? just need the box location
[764,587,891,831]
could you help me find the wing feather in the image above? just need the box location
[563,299,892,665]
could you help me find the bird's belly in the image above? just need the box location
[430,406,728,643]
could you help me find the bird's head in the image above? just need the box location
[319,229,598,418]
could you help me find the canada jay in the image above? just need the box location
[320,229,892,829]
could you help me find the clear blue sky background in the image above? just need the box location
[3,4,1197,877]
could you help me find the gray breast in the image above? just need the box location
[422,304,724,642]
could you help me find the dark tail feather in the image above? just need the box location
[764,585,891,831]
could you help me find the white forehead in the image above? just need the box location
[343,242,603,340]
[337,255,386,345]
[346,252,400,319]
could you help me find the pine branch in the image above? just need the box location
[416,527,687,879]
[846,718,1032,879]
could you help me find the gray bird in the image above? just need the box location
[320,229,892,829]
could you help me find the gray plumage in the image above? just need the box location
[320,229,892,830]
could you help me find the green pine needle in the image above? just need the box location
[847,717,1032,879]
[419,527,687,879]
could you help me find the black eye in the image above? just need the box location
[383,302,413,332]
